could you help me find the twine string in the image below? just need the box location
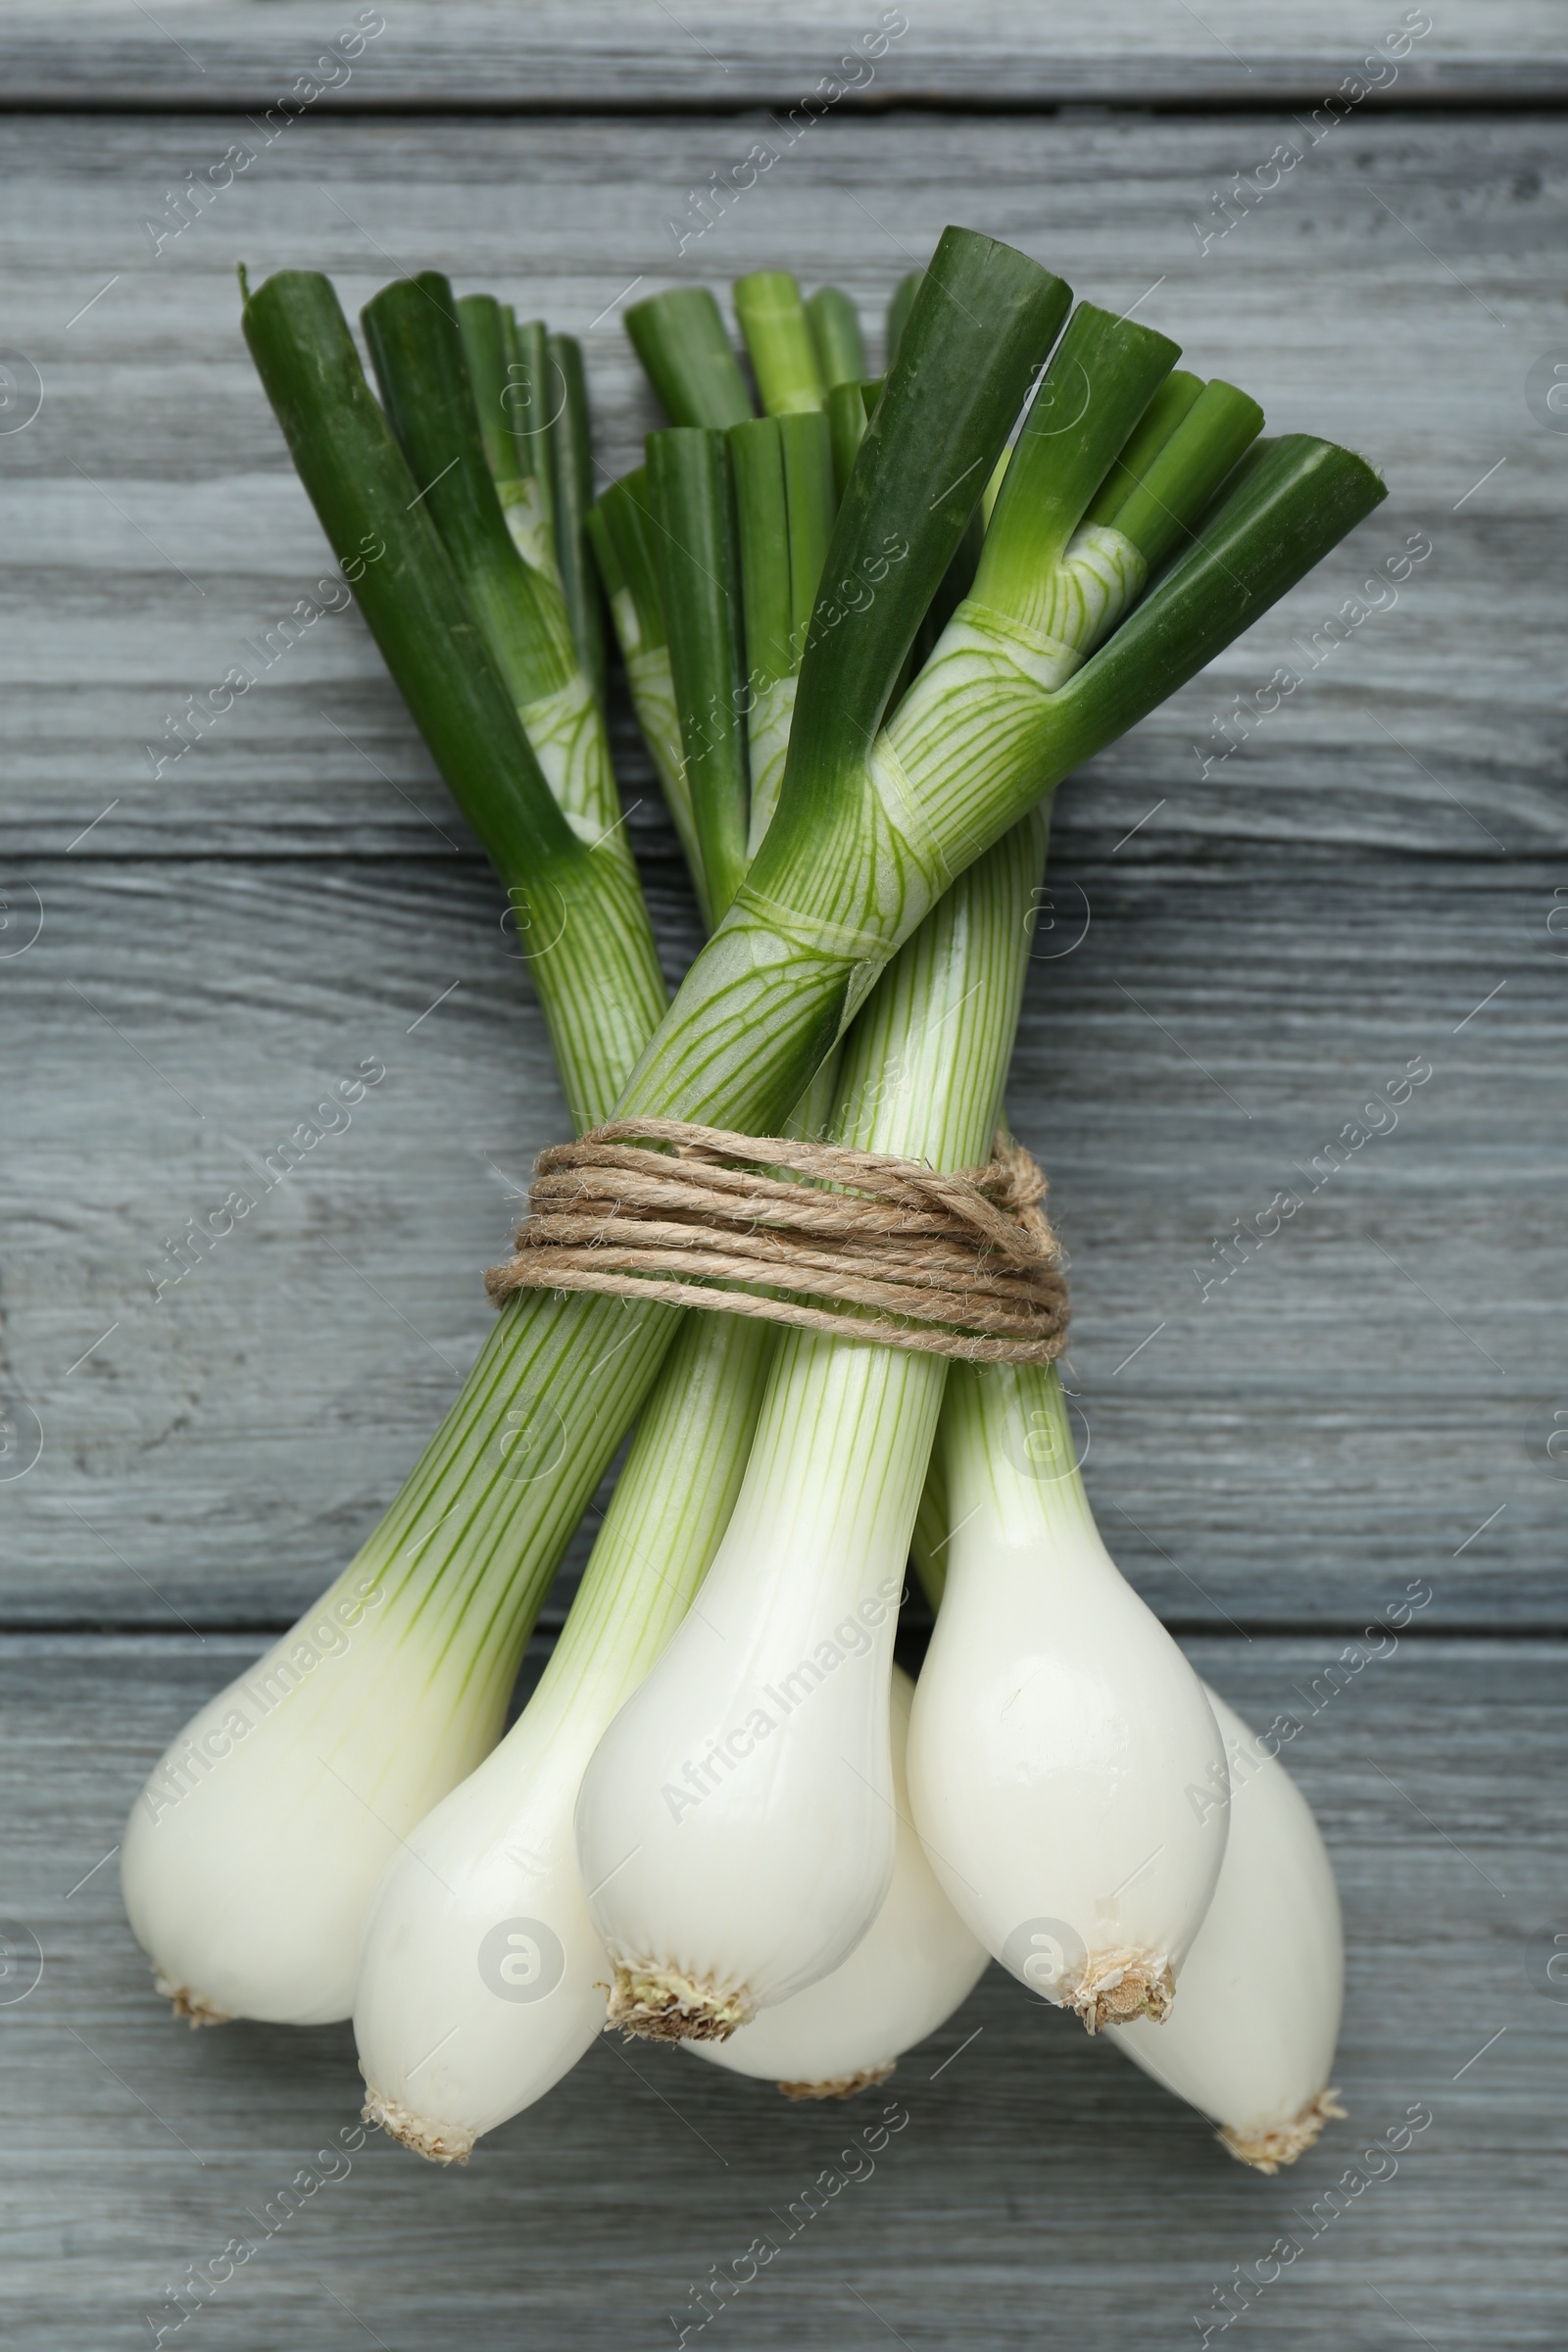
[485,1118,1070,1365]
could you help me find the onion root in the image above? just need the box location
[778,2062,896,2101]
[606,1964,753,2042]
[1221,2087,1347,2174]
[156,1973,231,2029]
[1071,1950,1176,2034]
[361,2081,476,2166]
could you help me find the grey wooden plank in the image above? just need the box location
[0,1634,1559,2348]
[0,111,1561,860]
[4,1,1565,109]
[1,846,1561,1629]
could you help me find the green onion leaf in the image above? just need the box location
[974,301,1180,631]
[734,270,827,415]
[807,285,868,391]
[886,270,924,363]
[1103,378,1265,573]
[625,285,754,427]
[827,378,872,505]
[548,330,610,707]
[647,426,751,919]
[1082,367,1204,527]
[1045,434,1388,774]
[362,273,575,713]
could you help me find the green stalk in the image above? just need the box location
[910,1357,1083,1614]
[646,426,751,918]
[456,293,517,487]
[807,285,867,390]
[462,296,560,579]
[728,417,794,861]
[1100,378,1264,573]
[1082,368,1204,527]
[501,311,560,572]
[827,378,873,504]
[780,412,835,662]
[973,302,1178,628]
[726,412,837,859]
[734,270,826,415]
[729,419,793,690]
[886,270,924,363]
[241,270,664,1130]
[363,275,627,860]
[589,470,707,919]
[366,277,575,709]
[547,331,609,708]
[625,285,754,427]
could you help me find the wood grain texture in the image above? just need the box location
[0,112,1562,861]
[5,1,1567,110]
[0,1634,1560,2349]
[2,844,1562,1629]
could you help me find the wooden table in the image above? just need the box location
[2,7,1564,2344]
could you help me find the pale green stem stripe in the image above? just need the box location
[912,1359,1097,1615]
[527,1044,842,1730]
[719,806,1049,1635]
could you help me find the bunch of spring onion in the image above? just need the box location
[122,236,1376,2173]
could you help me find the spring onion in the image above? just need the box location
[121,268,670,2026]
[1109,1684,1346,2170]
[355,1309,779,2158]
[122,228,1384,2050]
[907,1360,1230,2029]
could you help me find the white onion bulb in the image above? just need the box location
[907,1360,1230,2029]
[1110,1681,1345,2170]
[352,1682,613,2162]
[689,1668,988,2097]
[573,1327,919,2039]
[354,1313,777,2159]
[120,1555,513,2028]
